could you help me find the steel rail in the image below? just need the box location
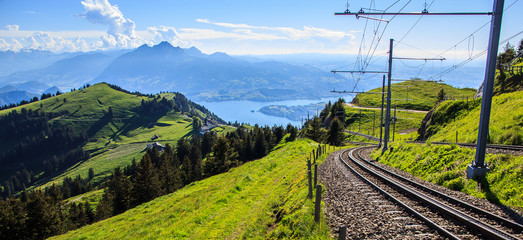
[341,147,518,240]
[355,150,523,232]
[338,147,461,240]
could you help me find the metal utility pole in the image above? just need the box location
[373,111,376,136]
[393,103,397,141]
[383,39,393,153]
[379,75,385,148]
[335,4,497,172]
[469,0,505,179]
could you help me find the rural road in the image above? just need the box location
[345,103,429,114]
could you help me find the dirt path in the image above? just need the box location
[345,103,429,114]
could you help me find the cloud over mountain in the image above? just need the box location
[80,0,137,48]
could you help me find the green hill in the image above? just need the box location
[343,105,426,140]
[373,142,523,210]
[352,80,477,111]
[0,83,221,197]
[51,139,332,240]
[418,90,522,145]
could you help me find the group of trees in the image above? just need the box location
[97,124,297,218]
[495,40,523,95]
[302,98,346,146]
[0,109,90,198]
[0,188,97,240]
[0,124,298,239]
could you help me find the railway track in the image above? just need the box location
[409,141,523,152]
[338,146,523,240]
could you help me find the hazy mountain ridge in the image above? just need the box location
[0,51,122,92]
[0,43,487,106]
[93,41,350,101]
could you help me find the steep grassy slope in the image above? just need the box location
[343,105,426,139]
[51,138,333,240]
[372,142,523,210]
[0,83,218,193]
[353,80,476,111]
[494,60,523,95]
[420,91,522,145]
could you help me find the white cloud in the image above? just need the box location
[0,5,360,55]
[195,19,356,41]
[6,25,19,31]
[80,0,137,48]
[178,28,286,41]
[145,26,183,46]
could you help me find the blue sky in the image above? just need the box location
[0,0,521,58]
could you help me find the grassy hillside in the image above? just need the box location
[352,80,476,111]
[51,138,334,240]
[343,105,426,140]
[420,91,522,145]
[372,142,523,210]
[0,83,219,195]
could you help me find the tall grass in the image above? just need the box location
[373,142,523,210]
[51,139,334,239]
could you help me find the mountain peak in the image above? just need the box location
[156,41,174,49]
[184,46,204,57]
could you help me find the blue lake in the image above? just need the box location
[199,95,354,127]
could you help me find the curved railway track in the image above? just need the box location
[338,146,523,240]
[409,141,523,152]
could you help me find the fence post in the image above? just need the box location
[338,226,347,240]
[314,164,318,187]
[314,185,322,222]
[308,170,313,199]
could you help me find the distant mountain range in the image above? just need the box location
[93,41,350,101]
[0,82,61,107]
[0,42,350,104]
[0,42,486,106]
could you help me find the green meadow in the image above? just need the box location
[425,91,523,145]
[1,83,208,191]
[373,142,523,210]
[353,80,477,111]
[51,138,336,240]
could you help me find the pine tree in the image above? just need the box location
[132,155,161,206]
[190,145,203,181]
[204,137,238,175]
[287,124,298,141]
[181,155,192,185]
[84,201,94,224]
[94,195,113,221]
[326,119,345,146]
[158,153,182,194]
[437,89,446,103]
[25,190,64,239]
[0,198,28,239]
[107,167,132,215]
[253,129,267,159]
[88,168,95,180]
[176,138,191,162]
[303,117,326,143]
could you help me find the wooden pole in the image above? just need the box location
[338,226,347,240]
[314,185,322,222]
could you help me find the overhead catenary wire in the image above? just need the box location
[431,30,523,79]
[345,0,412,93]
